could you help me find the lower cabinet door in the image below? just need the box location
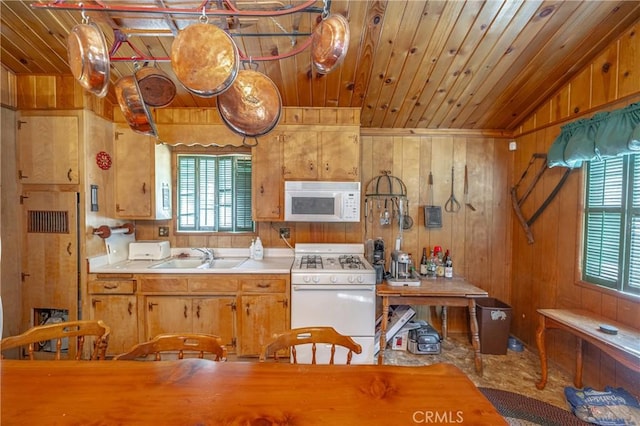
[90,295,138,356]
[192,297,236,353]
[145,296,191,339]
[237,294,288,357]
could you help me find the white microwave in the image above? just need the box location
[284,181,361,222]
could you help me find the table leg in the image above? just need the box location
[536,314,548,390]
[575,338,583,388]
[468,299,483,375]
[442,307,448,339]
[377,296,390,365]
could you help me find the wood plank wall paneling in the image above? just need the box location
[512,23,640,393]
[361,132,512,331]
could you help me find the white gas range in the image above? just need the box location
[290,243,376,364]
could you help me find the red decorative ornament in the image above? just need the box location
[96,151,112,170]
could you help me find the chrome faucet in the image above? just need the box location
[193,248,215,261]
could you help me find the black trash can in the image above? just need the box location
[475,298,512,355]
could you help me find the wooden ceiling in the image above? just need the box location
[2,0,640,130]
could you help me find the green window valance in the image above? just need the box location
[547,102,640,168]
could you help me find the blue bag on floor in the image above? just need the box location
[564,386,640,425]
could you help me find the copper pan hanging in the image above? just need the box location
[170,21,239,97]
[115,75,157,137]
[135,65,176,108]
[66,18,110,97]
[216,69,282,143]
[311,14,350,74]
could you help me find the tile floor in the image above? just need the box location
[382,333,574,410]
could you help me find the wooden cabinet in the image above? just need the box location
[113,125,172,220]
[282,129,360,181]
[21,191,78,340]
[252,132,283,221]
[237,278,289,356]
[282,131,319,180]
[144,296,236,352]
[17,114,79,184]
[105,273,289,357]
[88,277,138,356]
[319,131,360,180]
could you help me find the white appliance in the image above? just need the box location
[290,243,376,364]
[128,241,171,260]
[284,181,360,222]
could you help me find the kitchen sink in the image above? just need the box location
[150,258,209,269]
[150,257,248,270]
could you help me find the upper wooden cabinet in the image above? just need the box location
[113,125,172,220]
[252,131,283,221]
[282,129,360,181]
[17,114,79,184]
[253,125,360,222]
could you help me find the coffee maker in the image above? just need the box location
[390,250,411,279]
[373,238,385,283]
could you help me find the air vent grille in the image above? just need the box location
[28,210,69,234]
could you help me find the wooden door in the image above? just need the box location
[90,295,137,355]
[17,115,79,184]
[252,132,283,221]
[114,127,153,218]
[320,131,359,180]
[21,191,78,329]
[144,296,191,339]
[192,297,236,353]
[237,294,288,356]
[282,131,319,180]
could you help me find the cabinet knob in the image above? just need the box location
[128,302,133,316]
[196,304,201,319]
[257,283,271,289]
[67,168,73,182]
[92,299,102,307]
[245,303,250,316]
[184,305,188,318]
[148,302,158,311]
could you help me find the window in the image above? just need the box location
[177,154,254,233]
[583,154,640,295]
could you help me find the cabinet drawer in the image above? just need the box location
[89,280,136,294]
[240,279,287,293]
[140,278,188,292]
[189,277,238,292]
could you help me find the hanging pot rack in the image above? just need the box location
[32,0,331,63]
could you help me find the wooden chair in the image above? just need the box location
[113,333,227,361]
[259,327,362,364]
[1,320,110,360]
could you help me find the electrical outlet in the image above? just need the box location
[279,227,290,238]
[158,226,169,237]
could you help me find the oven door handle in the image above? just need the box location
[292,285,375,291]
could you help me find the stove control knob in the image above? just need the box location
[330,275,338,283]
[357,275,364,283]
[347,275,355,283]
[312,276,320,283]
[303,276,311,283]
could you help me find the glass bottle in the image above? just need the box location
[420,247,428,276]
[444,249,453,278]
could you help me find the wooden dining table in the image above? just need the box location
[1,359,506,425]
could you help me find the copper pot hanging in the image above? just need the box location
[311,14,350,74]
[115,75,157,137]
[170,22,239,97]
[66,20,110,97]
[216,69,282,138]
[135,66,176,108]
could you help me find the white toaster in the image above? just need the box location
[128,241,171,260]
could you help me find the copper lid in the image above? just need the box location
[171,23,239,97]
[311,14,350,74]
[217,70,282,137]
[67,22,110,97]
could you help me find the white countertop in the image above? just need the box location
[89,248,294,274]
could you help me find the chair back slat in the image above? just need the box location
[114,334,227,361]
[1,320,110,360]
[260,327,362,364]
